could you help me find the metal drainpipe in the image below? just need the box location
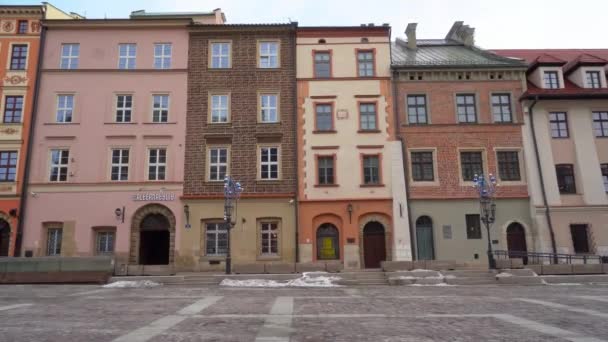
[292,23,300,263]
[392,69,416,260]
[14,25,47,256]
[527,97,558,262]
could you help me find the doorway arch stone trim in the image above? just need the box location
[358,213,391,268]
[129,203,176,264]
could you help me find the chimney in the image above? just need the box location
[445,21,475,46]
[405,23,417,50]
[213,8,226,24]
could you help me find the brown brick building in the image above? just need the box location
[392,22,533,264]
[181,23,297,271]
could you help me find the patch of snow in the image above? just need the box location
[410,283,455,287]
[496,272,513,278]
[395,276,416,280]
[220,272,342,288]
[443,274,456,279]
[103,280,162,288]
[411,269,435,272]
[546,282,583,286]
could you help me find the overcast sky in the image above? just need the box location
[11,0,607,49]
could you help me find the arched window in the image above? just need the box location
[316,223,339,260]
[361,37,369,43]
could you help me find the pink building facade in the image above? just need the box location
[20,13,223,272]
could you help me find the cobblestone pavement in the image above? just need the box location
[1,283,608,341]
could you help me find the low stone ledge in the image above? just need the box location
[233,263,265,274]
[265,263,295,274]
[381,261,413,272]
[415,277,445,285]
[541,264,573,275]
[496,276,544,285]
[387,277,414,285]
[572,264,603,274]
[295,262,325,273]
[325,261,344,273]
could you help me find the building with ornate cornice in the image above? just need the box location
[0,3,74,257]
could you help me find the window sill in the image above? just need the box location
[143,122,177,125]
[257,255,281,261]
[200,255,226,262]
[357,129,381,133]
[104,122,138,125]
[360,183,385,188]
[559,192,579,196]
[313,130,337,134]
[207,67,232,70]
[257,122,281,125]
[0,122,23,126]
[256,179,282,183]
[314,184,339,188]
[256,67,281,71]
[410,180,439,186]
[43,122,80,125]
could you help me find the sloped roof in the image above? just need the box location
[392,38,526,69]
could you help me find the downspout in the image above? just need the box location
[292,23,300,263]
[527,96,558,260]
[15,25,47,256]
[392,69,416,260]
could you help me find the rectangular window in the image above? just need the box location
[49,149,69,182]
[497,151,521,181]
[407,95,427,124]
[317,156,335,185]
[96,231,115,254]
[411,151,434,181]
[260,222,279,255]
[601,164,608,193]
[3,95,23,123]
[359,103,377,131]
[593,111,608,137]
[115,95,132,123]
[46,227,62,256]
[60,43,79,69]
[10,44,28,70]
[465,214,482,239]
[460,151,483,181]
[556,164,576,194]
[118,43,136,69]
[208,147,228,181]
[544,71,560,89]
[210,42,231,68]
[456,94,477,123]
[549,112,569,138]
[314,51,331,78]
[315,104,333,131]
[586,71,601,88]
[260,146,279,180]
[570,224,590,254]
[110,149,129,181]
[357,50,374,77]
[0,151,18,182]
[491,94,512,123]
[18,20,28,34]
[259,41,278,68]
[148,148,166,181]
[210,94,229,123]
[56,95,73,123]
[152,95,169,123]
[154,43,172,69]
[206,222,227,256]
[260,94,278,123]
[362,155,380,185]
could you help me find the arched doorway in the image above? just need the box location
[415,216,434,260]
[362,221,386,268]
[130,204,175,265]
[0,219,9,257]
[316,223,339,260]
[139,214,170,265]
[506,222,527,263]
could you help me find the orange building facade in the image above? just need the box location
[296,26,412,269]
[0,4,73,256]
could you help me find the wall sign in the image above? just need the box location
[132,191,176,201]
[442,225,452,239]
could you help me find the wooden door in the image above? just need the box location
[506,223,527,254]
[363,222,386,268]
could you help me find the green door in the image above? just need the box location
[415,216,434,260]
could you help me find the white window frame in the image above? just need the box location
[210,94,229,123]
[154,43,172,69]
[260,221,279,256]
[96,231,115,254]
[49,149,69,182]
[152,94,169,123]
[56,94,74,123]
[208,147,228,181]
[210,42,231,68]
[259,146,280,180]
[60,43,79,69]
[259,41,279,68]
[47,227,62,256]
[110,148,129,181]
[115,94,132,123]
[260,94,278,123]
[206,222,227,256]
[147,148,167,181]
[118,43,136,70]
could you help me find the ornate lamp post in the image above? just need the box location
[224,176,243,274]
[473,173,498,270]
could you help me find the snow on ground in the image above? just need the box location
[410,283,455,287]
[103,280,162,288]
[220,272,342,288]
[496,272,513,278]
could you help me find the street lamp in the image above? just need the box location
[224,176,243,274]
[473,173,498,270]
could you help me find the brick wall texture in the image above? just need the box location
[184,25,297,196]
[396,79,529,200]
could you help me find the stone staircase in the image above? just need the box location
[335,270,389,286]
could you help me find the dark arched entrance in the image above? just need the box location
[0,219,9,257]
[139,213,170,265]
[363,221,386,268]
[316,223,339,260]
[415,216,435,260]
[507,222,527,263]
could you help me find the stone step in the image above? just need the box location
[336,273,387,280]
[496,276,544,285]
[498,269,538,277]
[540,275,608,284]
[445,277,497,285]
[441,270,497,278]
[337,279,388,286]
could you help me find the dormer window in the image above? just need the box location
[544,71,560,89]
[586,71,601,88]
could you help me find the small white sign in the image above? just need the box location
[132,191,176,201]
